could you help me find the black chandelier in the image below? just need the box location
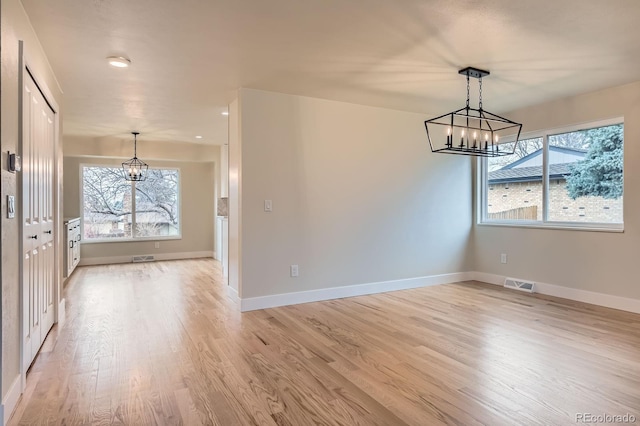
[122,131,148,181]
[424,67,522,157]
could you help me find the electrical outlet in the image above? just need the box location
[501,253,507,264]
[264,199,272,212]
[290,264,299,277]
[155,242,160,249]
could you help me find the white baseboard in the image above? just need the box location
[238,270,640,315]
[1,376,21,426]
[79,251,214,266]
[227,285,240,304]
[240,272,473,312]
[471,271,640,314]
[57,298,66,328]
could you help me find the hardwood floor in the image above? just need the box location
[9,259,640,425]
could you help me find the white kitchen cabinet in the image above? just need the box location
[216,217,229,280]
[222,217,228,279]
[64,217,81,277]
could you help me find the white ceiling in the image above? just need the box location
[21,0,640,146]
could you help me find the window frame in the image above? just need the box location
[478,117,624,233]
[80,164,183,243]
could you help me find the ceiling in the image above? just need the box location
[21,0,640,146]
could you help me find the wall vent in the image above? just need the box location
[132,255,155,263]
[504,277,535,293]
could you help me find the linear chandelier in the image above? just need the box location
[122,131,148,181]
[424,67,522,157]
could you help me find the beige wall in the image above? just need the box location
[235,88,474,299]
[474,80,640,300]
[64,135,219,163]
[1,0,65,401]
[63,154,216,262]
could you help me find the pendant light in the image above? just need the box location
[424,67,522,157]
[122,132,148,181]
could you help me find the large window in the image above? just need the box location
[82,166,180,241]
[480,121,623,230]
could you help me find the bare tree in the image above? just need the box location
[83,167,179,239]
[488,137,543,171]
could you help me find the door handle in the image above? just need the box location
[29,235,38,240]
[44,230,52,234]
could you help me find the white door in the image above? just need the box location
[22,70,56,369]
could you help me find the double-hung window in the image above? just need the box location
[82,166,181,241]
[479,120,623,230]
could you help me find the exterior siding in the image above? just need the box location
[488,179,623,223]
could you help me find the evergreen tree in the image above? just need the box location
[566,125,623,199]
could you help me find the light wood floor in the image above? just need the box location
[9,259,640,425]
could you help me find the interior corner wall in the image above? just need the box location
[473,80,640,300]
[1,0,64,405]
[237,88,473,300]
[228,96,241,294]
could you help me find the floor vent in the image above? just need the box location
[132,255,155,263]
[504,277,535,293]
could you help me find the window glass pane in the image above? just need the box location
[548,124,623,223]
[83,166,132,239]
[486,137,543,221]
[134,169,180,237]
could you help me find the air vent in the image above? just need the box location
[504,277,535,293]
[132,255,155,263]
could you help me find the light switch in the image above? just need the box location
[264,199,272,212]
[8,153,21,172]
[7,195,15,219]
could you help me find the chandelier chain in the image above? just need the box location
[479,77,483,110]
[466,74,470,108]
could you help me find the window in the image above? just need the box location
[82,166,180,241]
[486,137,543,221]
[480,121,623,230]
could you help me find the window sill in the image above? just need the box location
[477,221,623,233]
[82,236,182,244]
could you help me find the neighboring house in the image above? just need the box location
[488,146,623,222]
[84,211,178,238]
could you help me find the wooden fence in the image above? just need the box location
[487,206,538,220]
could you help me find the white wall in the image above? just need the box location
[220,145,229,198]
[234,88,474,300]
[474,80,640,300]
[1,0,64,410]
[228,97,241,294]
